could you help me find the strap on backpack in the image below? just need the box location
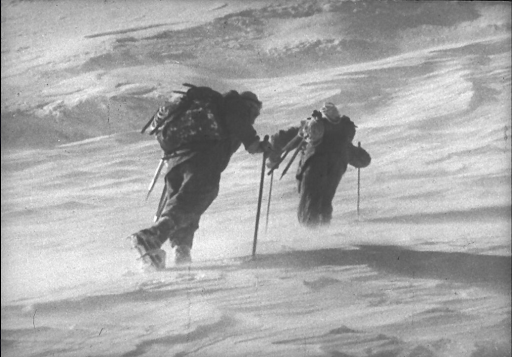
[140,84,198,134]
[141,83,222,136]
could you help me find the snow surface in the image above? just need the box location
[1,1,511,356]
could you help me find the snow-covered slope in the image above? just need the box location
[1,1,510,356]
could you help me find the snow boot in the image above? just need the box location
[174,245,192,265]
[130,231,166,270]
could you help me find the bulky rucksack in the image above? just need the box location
[141,83,226,154]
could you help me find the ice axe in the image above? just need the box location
[252,135,269,258]
[145,158,166,201]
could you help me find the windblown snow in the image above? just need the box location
[1,1,510,356]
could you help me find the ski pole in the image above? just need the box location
[265,170,274,233]
[357,141,361,218]
[252,135,269,258]
[145,158,166,201]
[267,134,303,176]
[279,138,305,180]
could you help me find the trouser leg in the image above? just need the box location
[154,153,222,249]
[297,158,326,227]
[297,155,346,227]
[134,163,185,248]
[319,160,346,224]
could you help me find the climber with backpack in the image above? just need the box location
[267,103,371,227]
[128,84,273,269]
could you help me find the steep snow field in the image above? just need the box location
[1,1,510,356]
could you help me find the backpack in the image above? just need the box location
[300,116,325,147]
[141,83,226,154]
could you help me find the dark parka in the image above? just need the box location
[269,114,371,226]
[139,90,262,249]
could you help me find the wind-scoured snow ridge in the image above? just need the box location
[2,0,510,148]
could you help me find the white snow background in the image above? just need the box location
[1,1,511,356]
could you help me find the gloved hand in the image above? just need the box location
[312,110,322,119]
[265,148,282,169]
[247,139,274,155]
[259,140,273,155]
[266,158,279,170]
